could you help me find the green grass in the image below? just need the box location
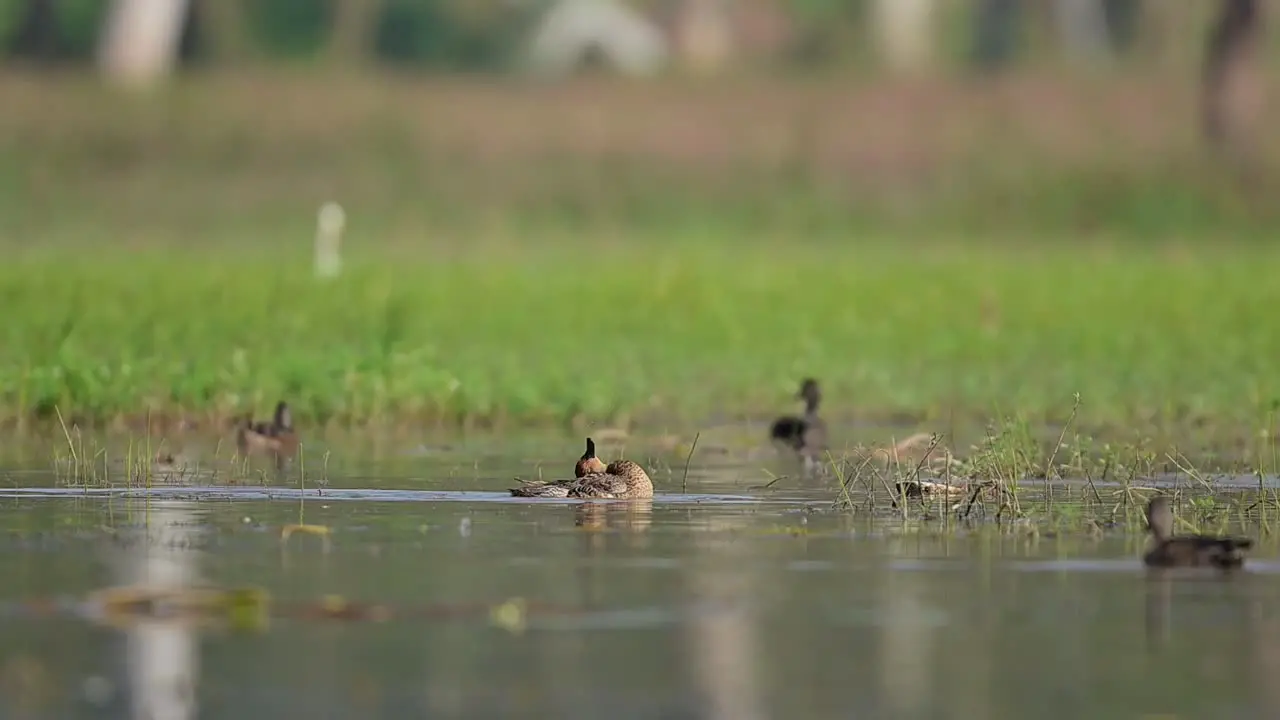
[3,233,1280,434]
[827,407,1280,524]
[4,71,1280,435]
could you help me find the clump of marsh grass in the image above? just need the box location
[829,432,992,519]
[825,396,1280,539]
[49,406,248,487]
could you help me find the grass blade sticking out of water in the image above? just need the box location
[829,451,881,515]
[53,406,79,486]
[680,432,700,493]
[1042,394,1082,519]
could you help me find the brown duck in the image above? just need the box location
[510,437,653,499]
[573,437,608,477]
[770,378,827,460]
[1143,496,1252,569]
[236,401,299,463]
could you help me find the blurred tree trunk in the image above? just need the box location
[198,0,251,65]
[9,0,60,60]
[874,0,935,72]
[1101,0,1141,54]
[98,0,191,88]
[971,0,1021,71]
[326,0,381,67]
[1202,0,1263,152]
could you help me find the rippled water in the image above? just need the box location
[2,433,1279,719]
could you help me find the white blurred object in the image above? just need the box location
[315,202,346,280]
[874,0,936,72]
[98,0,191,89]
[527,0,668,77]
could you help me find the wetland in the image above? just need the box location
[3,426,1280,719]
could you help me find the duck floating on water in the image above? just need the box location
[770,378,827,462]
[236,401,299,467]
[1143,496,1252,569]
[510,437,653,499]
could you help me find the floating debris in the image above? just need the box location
[489,597,528,635]
[4,586,713,637]
[84,584,271,632]
[280,524,332,550]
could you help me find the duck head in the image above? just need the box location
[1146,497,1174,542]
[575,437,608,477]
[796,378,821,411]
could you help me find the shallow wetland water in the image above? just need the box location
[2,431,1280,719]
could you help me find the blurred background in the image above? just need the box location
[5,11,1280,719]
[1,1,1277,431]
[2,0,1271,243]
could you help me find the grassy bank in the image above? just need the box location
[3,236,1280,434]
[2,72,1279,433]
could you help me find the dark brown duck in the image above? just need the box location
[769,378,827,459]
[1143,496,1253,569]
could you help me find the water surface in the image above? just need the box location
[1,438,1278,720]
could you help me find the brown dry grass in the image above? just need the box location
[0,68,1243,164]
[0,67,1275,235]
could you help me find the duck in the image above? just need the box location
[236,401,299,464]
[1143,496,1253,569]
[510,438,653,499]
[769,378,827,459]
[574,437,608,477]
[149,451,195,482]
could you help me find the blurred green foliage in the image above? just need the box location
[0,0,107,60]
[375,0,534,70]
[246,0,334,58]
[2,0,550,69]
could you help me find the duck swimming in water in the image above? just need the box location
[1143,496,1252,569]
[236,401,299,467]
[511,438,653,499]
[770,378,827,461]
